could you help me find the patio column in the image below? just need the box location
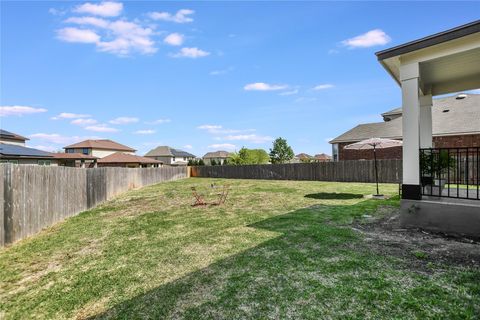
[400,62,422,200]
[419,94,433,148]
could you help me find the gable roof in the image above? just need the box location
[330,93,480,144]
[314,153,332,160]
[295,153,312,159]
[52,153,98,160]
[0,129,29,142]
[144,146,196,158]
[0,143,53,158]
[64,139,136,152]
[97,152,163,164]
[203,151,231,159]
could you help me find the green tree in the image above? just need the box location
[210,159,217,166]
[269,137,294,164]
[228,147,269,165]
[223,158,229,165]
[198,159,205,166]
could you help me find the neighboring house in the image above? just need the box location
[97,152,162,168]
[295,153,312,162]
[330,93,480,161]
[203,151,231,165]
[64,139,136,158]
[313,153,332,162]
[144,146,196,166]
[0,129,28,146]
[0,143,57,165]
[52,153,98,168]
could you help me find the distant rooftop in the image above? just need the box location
[64,139,136,152]
[97,152,162,164]
[0,143,52,158]
[52,153,98,160]
[145,146,196,158]
[203,151,231,159]
[0,129,29,142]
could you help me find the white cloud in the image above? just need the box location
[279,89,299,96]
[73,1,123,17]
[0,106,47,117]
[85,124,119,132]
[51,112,91,120]
[134,129,156,135]
[244,82,288,91]
[342,29,391,48]
[171,47,210,58]
[32,145,59,152]
[209,67,234,76]
[60,15,157,56]
[198,124,222,131]
[57,27,100,43]
[148,9,194,23]
[71,118,98,126]
[164,33,184,46]
[64,16,109,28]
[222,134,273,144]
[183,144,193,149]
[97,20,157,56]
[313,84,334,90]
[146,118,171,125]
[208,143,236,150]
[29,133,100,145]
[109,116,139,124]
[197,125,255,135]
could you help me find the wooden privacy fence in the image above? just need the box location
[1,164,187,247]
[191,160,402,183]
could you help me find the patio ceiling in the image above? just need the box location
[377,20,480,96]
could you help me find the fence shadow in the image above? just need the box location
[304,192,364,200]
[89,199,400,319]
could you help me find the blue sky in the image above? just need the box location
[1,1,479,156]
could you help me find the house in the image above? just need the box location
[0,143,57,165]
[374,20,480,237]
[0,129,28,146]
[97,152,162,168]
[64,139,136,158]
[313,153,332,162]
[52,153,98,168]
[295,153,312,162]
[330,93,480,161]
[203,151,231,165]
[144,146,196,166]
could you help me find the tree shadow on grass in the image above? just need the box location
[87,198,475,320]
[304,192,364,200]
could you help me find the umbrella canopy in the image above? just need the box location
[344,138,402,150]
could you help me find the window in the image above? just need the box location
[82,148,89,155]
[66,149,74,153]
[38,160,51,166]
[183,157,187,161]
[332,143,339,162]
[173,157,176,161]
[1,160,18,164]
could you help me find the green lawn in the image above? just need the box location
[1,178,479,319]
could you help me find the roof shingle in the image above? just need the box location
[64,139,136,152]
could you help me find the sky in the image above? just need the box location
[1,1,479,156]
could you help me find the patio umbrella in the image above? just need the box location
[344,138,403,196]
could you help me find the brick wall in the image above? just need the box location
[338,134,480,160]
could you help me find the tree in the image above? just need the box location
[269,137,294,164]
[210,159,217,166]
[228,147,269,165]
[223,158,229,165]
[198,159,205,166]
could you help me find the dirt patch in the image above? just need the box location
[351,208,480,273]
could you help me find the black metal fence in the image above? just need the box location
[420,147,480,200]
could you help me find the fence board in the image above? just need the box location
[1,164,187,247]
[191,160,402,183]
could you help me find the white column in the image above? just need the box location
[400,63,421,188]
[419,94,433,148]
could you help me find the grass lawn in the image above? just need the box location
[1,178,479,319]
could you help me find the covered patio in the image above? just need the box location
[376,20,480,237]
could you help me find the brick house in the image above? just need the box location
[330,93,480,161]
